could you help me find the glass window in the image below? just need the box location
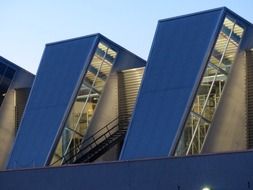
[0,63,16,106]
[174,17,244,156]
[50,42,117,165]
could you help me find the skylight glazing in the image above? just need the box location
[175,16,244,156]
[50,42,117,165]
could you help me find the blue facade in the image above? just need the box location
[120,8,225,160]
[2,151,253,190]
[1,7,253,190]
[7,34,146,169]
[7,35,98,168]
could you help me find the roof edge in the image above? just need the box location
[159,7,227,23]
[0,56,35,76]
[46,33,100,47]
[46,33,146,64]
[224,7,252,27]
[2,149,253,173]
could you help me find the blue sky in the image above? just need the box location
[1,0,253,74]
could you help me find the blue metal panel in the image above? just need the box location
[112,48,146,71]
[120,9,225,160]
[2,151,253,189]
[7,35,98,169]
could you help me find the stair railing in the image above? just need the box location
[50,114,130,166]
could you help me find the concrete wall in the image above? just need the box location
[83,72,119,161]
[0,90,16,169]
[84,72,119,138]
[82,48,146,162]
[202,13,253,153]
[202,51,247,153]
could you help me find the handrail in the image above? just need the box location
[51,114,130,166]
[67,116,130,164]
[65,123,122,164]
[60,47,109,163]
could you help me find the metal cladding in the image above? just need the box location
[7,33,146,169]
[2,151,253,190]
[120,8,225,160]
[2,6,253,190]
[7,35,98,169]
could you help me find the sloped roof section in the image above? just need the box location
[121,8,225,160]
[7,35,98,169]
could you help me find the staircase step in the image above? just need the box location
[54,115,131,166]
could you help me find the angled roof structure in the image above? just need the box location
[2,6,253,190]
[120,7,253,159]
[121,7,225,159]
[7,34,145,169]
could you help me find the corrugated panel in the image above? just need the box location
[78,55,146,162]
[7,35,98,169]
[15,88,31,133]
[247,50,253,148]
[120,9,225,160]
[118,68,144,118]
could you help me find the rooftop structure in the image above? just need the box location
[1,7,253,190]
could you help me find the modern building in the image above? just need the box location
[1,7,253,190]
[6,34,146,168]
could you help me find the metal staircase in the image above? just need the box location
[51,115,130,165]
[50,68,144,166]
